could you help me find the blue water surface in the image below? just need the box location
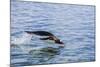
[11,1,95,67]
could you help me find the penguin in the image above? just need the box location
[25,31,64,45]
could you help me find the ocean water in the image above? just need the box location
[11,1,95,67]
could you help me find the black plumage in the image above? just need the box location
[25,31,54,36]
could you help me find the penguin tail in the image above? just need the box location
[25,31,34,34]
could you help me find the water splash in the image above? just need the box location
[11,32,32,45]
[11,32,34,53]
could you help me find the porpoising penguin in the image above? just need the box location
[25,31,64,47]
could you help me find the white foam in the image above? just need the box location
[11,33,32,45]
[11,33,45,53]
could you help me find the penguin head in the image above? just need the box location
[55,39,64,47]
[48,36,64,44]
[55,39,64,44]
